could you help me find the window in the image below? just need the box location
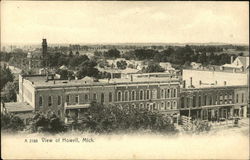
[131,90,136,101]
[167,101,171,109]
[167,89,171,98]
[198,96,201,106]
[57,96,61,105]
[161,102,164,110]
[171,89,174,98]
[152,89,157,99]
[186,98,189,108]
[242,93,244,103]
[181,97,185,108]
[66,95,70,104]
[117,91,122,102]
[193,96,196,107]
[131,103,136,108]
[48,96,52,106]
[39,96,43,107]
[139,90,144,100]
[124,91,129,101]
[161,89,164,99]
[93,93,97,101]
[85,94,88,101]
[204,95,207,105]
[101,93,104,103]
[236,94,239,103]
[172,101,177,109]
[220,95,223,104]
[173,88,177,98]
[229,94,233,104]
[153,103,156,110]
[75,95,79,104]
[139,103,144,109]
[146,103,150,110]
[109,92,112,102]
[146,89,150,100]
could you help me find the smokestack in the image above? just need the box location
[224,81,227,86]
[199,80,202,85]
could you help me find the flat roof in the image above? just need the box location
[23,75,181,88]
[4,102,34,113]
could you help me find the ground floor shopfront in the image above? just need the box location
[180,104,248,121]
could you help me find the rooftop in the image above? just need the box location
[3,102,34,113]
[22,74,181,88]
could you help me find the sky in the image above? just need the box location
[1,1,249,44]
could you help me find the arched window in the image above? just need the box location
[161,89,164,99]
[117,91,122,102]
[124,91,129,101]
[161,101,164,110]
[153,103,156,110]
[146,103,150,110]
[152,89,157,99]
[173,88,177,98]
[172,101,177,109]
[168,89,171,98]
[139,90,144,100]
[146,89,150,100]
[168,101,171,109]
[131,90,136,101]
[48,96,52,106]
[39,96,43,107]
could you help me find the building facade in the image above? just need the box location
[17,73,181,120]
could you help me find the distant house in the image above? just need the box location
[222,56,249,72]
[159,62,175,71]
[190,62,202,69]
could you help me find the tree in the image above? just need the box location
[76,102,177,134]
[116,60,127,70]
[143,63,165,73]
[56,69,74,80]
[1,81,18,102]
[0,65,14,91]
[1,113,25,132]
[104,49,120,59]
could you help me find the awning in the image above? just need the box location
[65,103,90,110]
[3,102,34,113]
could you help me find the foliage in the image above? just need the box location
[76,60,99,79]
[76,102,177,134]
[0,65,14,91]
[116,60,127,70]
[142,63,165,73]
[1,81,18,102]
[29,112,66,133]
[56,69,74,80]
[1,113,25,132]
[104,49,121,59]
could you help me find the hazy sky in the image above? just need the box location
[1,1,249,44]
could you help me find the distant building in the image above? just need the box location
[222,56,249,72]
[190,62,202,69]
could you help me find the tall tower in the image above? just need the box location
[42,39,48,67]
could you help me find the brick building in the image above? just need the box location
[16,73,181,120]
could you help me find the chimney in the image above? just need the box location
[215,80,217,85]
[190,77,192,87]
[231,56,234,64]
[224,81,227,86]
[199,80,202,85]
